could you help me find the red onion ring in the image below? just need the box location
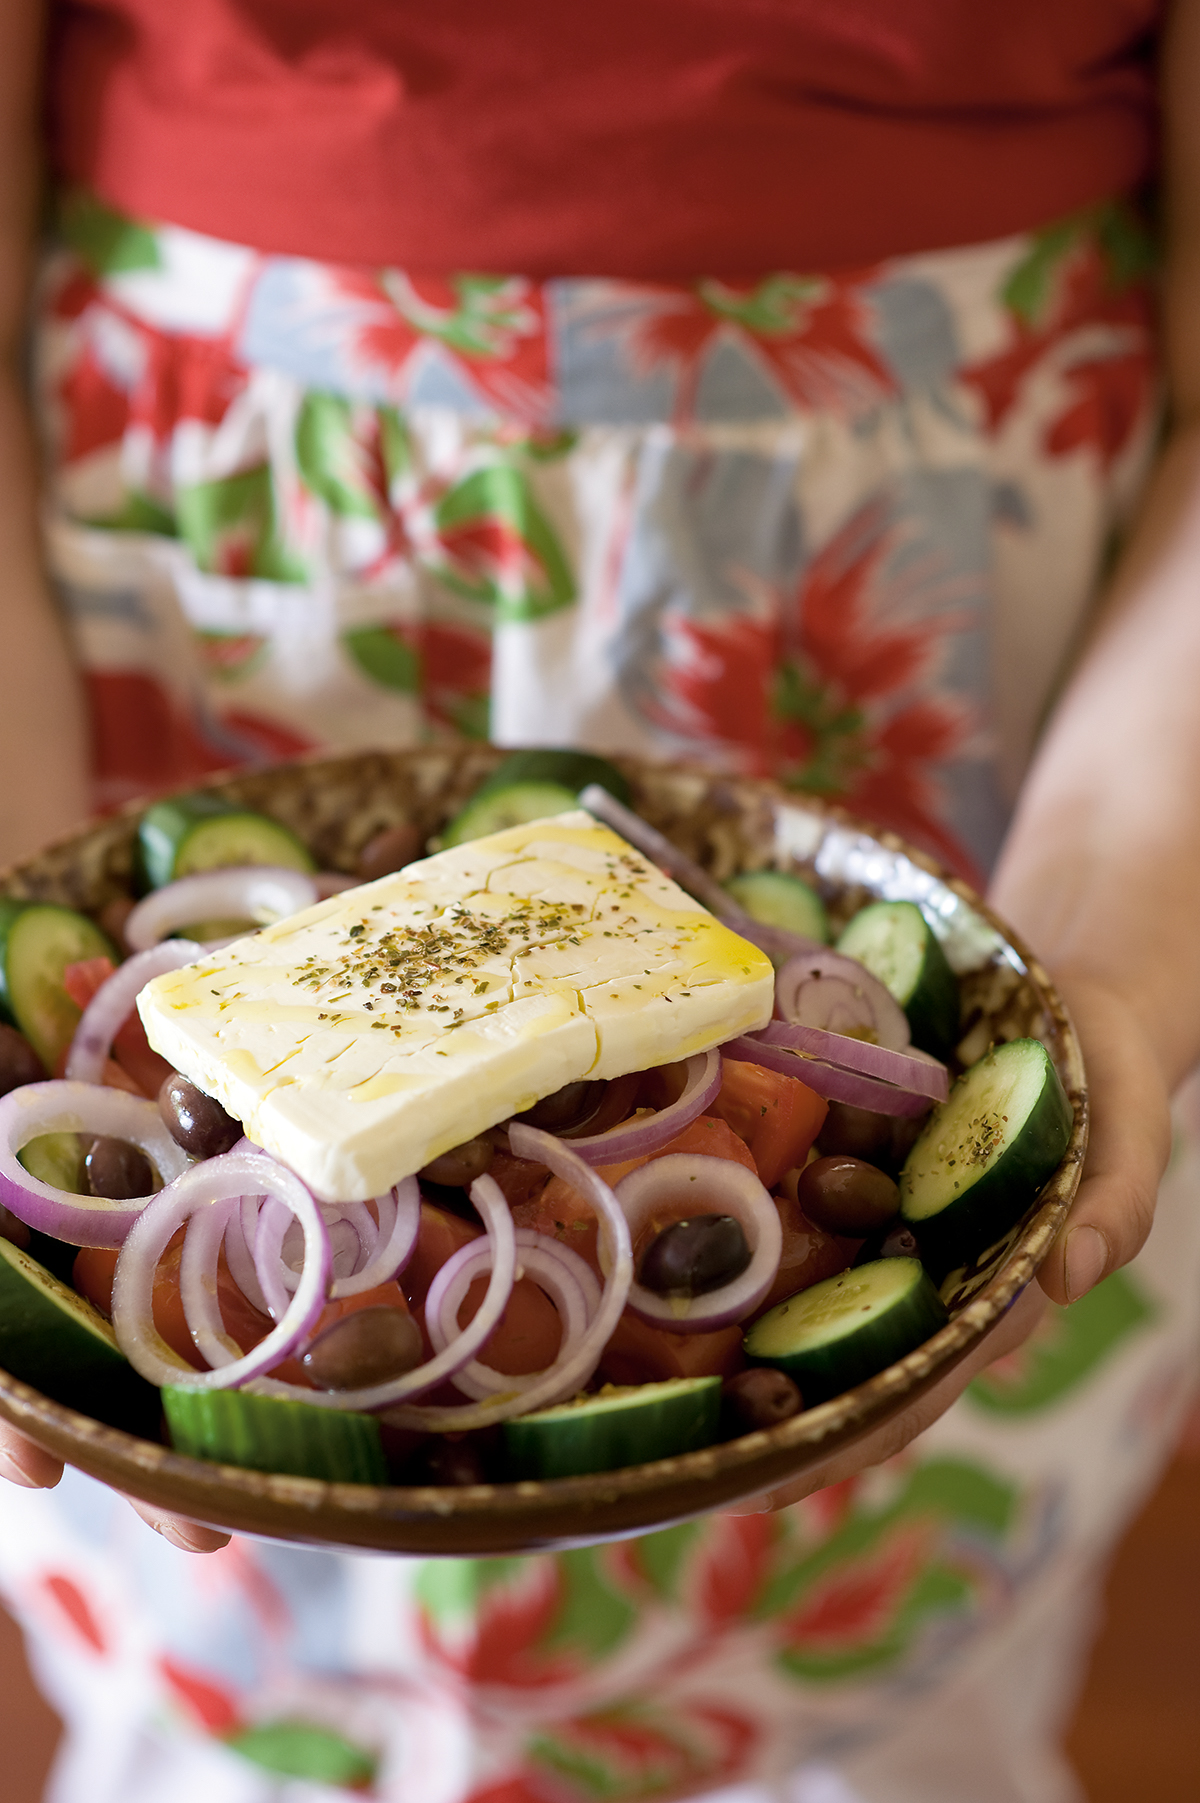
[111,1149,332,1388]
[124,867,320,952]
[555,1049,722,1166]
[612,1153,783,1331]
[381,1124,634,1432]
[723,1035,934,1118]
[427,1228,601,1401]
[260,1183,420,1305]
[0,1080,191,1247]
[752,1021,949,1102]
[774,950,911,1050]
[247,1172,518,1411]
[65,939,202,1086]
[578,784,825,963]
[223,1195,269,1314]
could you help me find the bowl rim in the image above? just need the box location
[0,752,1086,1554]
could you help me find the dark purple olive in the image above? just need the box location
[418,1136,493,1188]
[302,1307,424,1391]
[158,1073,243,1158]
[722,1367,803,1432]
[408,1435,490,1486]
[96,894,136,949]
[516,1079,605,1133]
[796,1156,899,1237]
[816,1102,926,1175]
[0,1024,44,1098]
[854,1223,920,1265]
[0,1205,30,1251]
[638,1214,751,1297]
[356,822,423,883]
[83,1135,153,1200]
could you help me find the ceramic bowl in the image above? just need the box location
[0,747,1086,1553]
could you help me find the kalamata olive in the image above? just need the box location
[408,1434,490,1486]
[854,1223,920,1265]
[96,894,135,949]
[816,1101,925,1174]
[638,1214,751,1297]
[418,1136,494,1188]
[0,1024,44,1097]
[795,1156,899,1237]
[517,1079,605,1133]
[302,1307,424,1390]
[722,1367,803,1432]
[158,1073,243,1158]
[356,822,423,883]
[83,1135,154,1200]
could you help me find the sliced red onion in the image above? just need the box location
[123,867,320,952]
[262,1183,420,1304]
[64,939,202,1086]
[560,1049,721,1167]
[752,1021,949,1102]
[223,1195,269,1315]
[111,1149,332,1388]
[0,1080,191,1247]
[328,1181,419,1298]
[723,1035,934,1118]
[774,950,911,1050]
[246,1172,518,1411]
[381,1124,634,1432]
[428,1228,602,1401]
[613,1152,782,1331]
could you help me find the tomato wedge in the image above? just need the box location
[709,1058,828,1188]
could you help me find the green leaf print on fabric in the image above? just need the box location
[83,492,177,538]
[390,272,536,360]
[342,625,420,694]
[226,1720,377,1789]
[697,274,824,336]
[1002,202,1156,326]
[414,1555,529,1628]
[966,1268,1154,1417]
[526,1700,751,1803]
[58,190,162,276]
[625,1521,705,1601]
[176,466,307,583]
[542,1550,638,1665]
[432,464,575,624]
[771,660,869,796]
[295,393,383,521]
[193,630,269,684]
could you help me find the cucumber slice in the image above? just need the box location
[899,1037,1072,1281]
[138,793,316,890]
[162,1386,387,1484]
[724,870,828,942]
[477,749,632,808]
[836,900,959,1055]
[440,782,580,848]
[0,899,116,1071]
[0,1238,161,1436]
[503,1376,722,1479]
[743,1257,947,1404]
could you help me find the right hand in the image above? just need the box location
[0,1419,230,1553]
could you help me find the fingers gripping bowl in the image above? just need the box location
[0,748,1086,1554]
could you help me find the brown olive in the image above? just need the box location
[356,822,423,883]
[816,1101,927,1174]
[795,1156,899,1237]
[158,1074,243,1158]
[0,1024,44,1098]
[302,1307,424,1391]
[83,1136,154,1200]
[638,1215,751,1297]
[96,894,136,949]
[418,1136,494,1188]
[854,1223,920,1265]
[516,1079,605,1133]
[723,1367,803,1432]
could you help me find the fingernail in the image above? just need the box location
[0,1445,43,1488]
[150,1519,227,1554]
[1065,1225,1108,1302]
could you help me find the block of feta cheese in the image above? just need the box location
[138,811,776,1200]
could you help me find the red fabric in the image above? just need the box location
[49,0,1159,278]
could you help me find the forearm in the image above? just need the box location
[991,418,1200,1091]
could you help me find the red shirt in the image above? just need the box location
[50,0,1160,278]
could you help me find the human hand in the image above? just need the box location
[0,1419,230,1553]
[723,1279,1046,1514]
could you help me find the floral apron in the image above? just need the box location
[4,197,1196,1803]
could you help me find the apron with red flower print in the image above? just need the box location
[5,196,1200,1803]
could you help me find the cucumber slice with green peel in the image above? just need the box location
[743,1257,948,1404]
[138,793,316,891]
[477,749,632,808]
[899,1037,1073,1281]
[503,1376,722,1479]
[724,870,828,942]
[0,899,116,1071]
[162,1386,387,1484]
[836,900,959,1055]
[440,782,580,848]
[0,1238,161,1436]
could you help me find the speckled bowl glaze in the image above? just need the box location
[0,748,1086,1554]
